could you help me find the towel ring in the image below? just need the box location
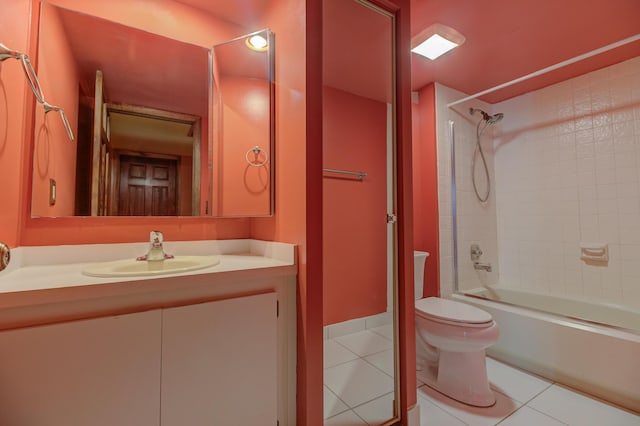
[245,146,269,167]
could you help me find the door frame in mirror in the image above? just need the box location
[103,103,202,216]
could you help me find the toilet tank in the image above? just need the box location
[413,251,429,300]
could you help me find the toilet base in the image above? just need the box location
[417,349,496,407]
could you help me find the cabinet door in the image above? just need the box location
[0,310,162,426]
[161,292,278,426]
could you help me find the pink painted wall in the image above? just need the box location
[30,3,78,217]
[251,0,323,421]
[322,86,387,326]
[216,77,271,217]
[412,83,440,297]
[0,0,32,247]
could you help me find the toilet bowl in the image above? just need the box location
[413,251,499,407]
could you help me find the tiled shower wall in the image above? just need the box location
[493,56,640,308]
[435,84,500,296]
[435,57,640,308]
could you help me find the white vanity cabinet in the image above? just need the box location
[161,292,278,426]
[0,310,162,426]
[0,241,297,425]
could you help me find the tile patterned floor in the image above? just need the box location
[324,328,640,425]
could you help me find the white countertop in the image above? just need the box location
[0,239,297,329]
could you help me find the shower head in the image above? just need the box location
[469,107,504,124]
[488,113,504,124]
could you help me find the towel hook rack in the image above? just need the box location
[0,42,75,142]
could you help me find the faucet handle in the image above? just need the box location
[0,242,10,272]
[470,243,483,261]
[150,230,164,247]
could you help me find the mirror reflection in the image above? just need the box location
[30,3,275,218]
[322,1,397,425]
[211,30,274,217]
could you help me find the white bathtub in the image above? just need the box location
[452,288,640,412]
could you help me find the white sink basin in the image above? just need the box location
[82,255,221,277]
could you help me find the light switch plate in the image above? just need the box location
[49,178,56,206]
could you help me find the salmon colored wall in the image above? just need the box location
[412,83,440,298]
[30,3,78,217]
[217,77,271,217]
[0,0,31,247]
[322,86,387,326]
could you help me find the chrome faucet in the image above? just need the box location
[473,262,492,272]
[137,231,174,261]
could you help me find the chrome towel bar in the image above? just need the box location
[323,168,367,180]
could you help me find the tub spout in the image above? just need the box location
[474,262,492,272]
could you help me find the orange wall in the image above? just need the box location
[322,86,387,326]
[217,77,271,217]
[0,0,32,247]
[411,83,440,297]
[30,3,79,217]
[250,0,323,422]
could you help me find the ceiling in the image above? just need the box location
[179,0,639,105]
[410,0,640,103]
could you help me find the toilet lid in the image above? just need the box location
[415,297,492,325]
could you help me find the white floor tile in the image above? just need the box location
[416,394,467,426]
[325,385,349,419]
[352,392,395,426]
[486,357,552,403]
[364,349,395,377]
[369,323,394,341]
[499,406,568,425]
[324,409,368,426]
[527,384,640,426]
[324,359,395,408]
[334,329,393,357]
[327,318,366,339]
[325,339,359,368]
[418,384,521,426]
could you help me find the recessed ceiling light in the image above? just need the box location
[411,23,465,60]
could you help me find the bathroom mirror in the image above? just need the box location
[30,3,275,218]
[322,0,398,424]
[210,30,275,217]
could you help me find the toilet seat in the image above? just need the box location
[416,297,493,328]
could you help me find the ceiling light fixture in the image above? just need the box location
[246,34,268,52]
[411,23,465,60]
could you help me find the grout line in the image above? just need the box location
[324,385,352,420]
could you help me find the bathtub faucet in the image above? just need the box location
[473,262,492,272]
[137,230,174,261]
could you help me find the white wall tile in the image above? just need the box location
[435,56,640,308]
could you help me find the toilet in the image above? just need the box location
[414,251,499,407]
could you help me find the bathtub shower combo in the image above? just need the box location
[443,70,640,413]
